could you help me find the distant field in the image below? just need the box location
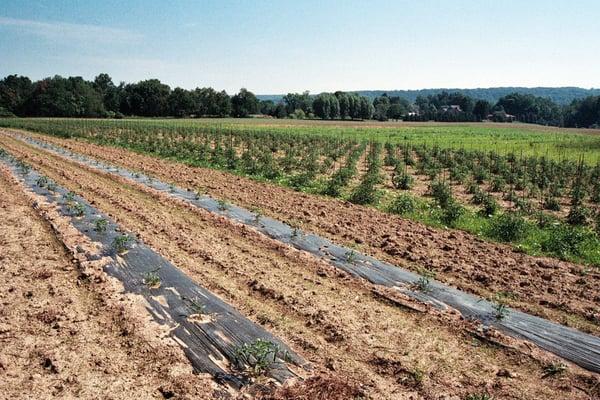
[1,117,600,163]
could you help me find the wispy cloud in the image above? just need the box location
[0,16,142,43]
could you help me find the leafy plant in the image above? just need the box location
[94,218,108,233]
[143,270,161,288]
[217,199,229,211]
[36,175,49,187]
[234,339,289,376]
[487,212,529,242]
[345,249,357,263]
[388,194,416,215]
[69,201,85,217]
[428,179,453,208]
[542,362,567,378]
[491,292,510,320]
[112,234,131,254]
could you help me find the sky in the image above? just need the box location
[1,0,599,94]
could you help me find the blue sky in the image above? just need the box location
[1,0,599,94]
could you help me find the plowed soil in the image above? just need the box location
[0,166,221,399]
[1,132,599,399]
[15,130,599,336]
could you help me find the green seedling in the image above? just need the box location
[36,176,49,187]
[94,218,108,233]
[46,182,57,192]
[251,206,263,223]
[491,292,510,320]
[542,362,567,378]
[111,234,131,254]
[345,249,357,263]
[184,296,207,315]
[234,339,289,376]
[217,199,229,211]
[465,394,493,400]
[413,268,435,292]
[63,191,76,204]
[143,270,161,288]
[69,201,85,217]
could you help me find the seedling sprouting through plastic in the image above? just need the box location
[413,268,435,292]
[112,234,131,254]
[492,292,511,320]
[345,249,357,263]
[234,338,289,376]
[36,176,49,187]
[143,269,161,288]
[69,202,85,217]
[94,218,108,233]
[217,199,229,211]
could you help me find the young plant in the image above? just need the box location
[251,206,263,224]
[112,234,131,254]
[542,362,567,378]
[234,339,288,376]
[217,199,229,211]
[69,201,85,217]
[465,395,493,400]
[345,249,357,263]
[388,193,416,215]
[413,268,435,292]
[491,292,510,320]
[94,218,108,233]
[143,270,161,288]
[36,175,49,187]
[184,296,207,315]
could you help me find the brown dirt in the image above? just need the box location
[1,133,599,399]
[0,167,223,399]
[17,130,600,336]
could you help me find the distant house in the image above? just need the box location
[440,105,462,113]
[488,111,516,122]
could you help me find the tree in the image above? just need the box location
[473,100,492,120]
[93,73,121,113]
[121,79,171,117]
[231,88,259,117]
[20,75,104,117]
[359,97,374,120]
[0,75,33,115]
[373,95,390,121]
[168,87,195,117]
[313,93,340,119]
[283,91,312,115]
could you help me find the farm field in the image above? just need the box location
[1,120,600,399]
[0,165,220,399]
[1,127,600,399]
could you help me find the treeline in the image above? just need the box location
[0,73,599,128]
[0,74,375,120]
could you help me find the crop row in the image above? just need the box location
[1,118,599,265]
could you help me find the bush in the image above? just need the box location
[487,212,529,242]
[349,180,379,205]
[566,206,590,226]
[388,194,416,215]
[543,197,561,211]
[429,180,452,208]
[479,195,499,216]
[441,201,464,227]
[490,177,506,193]
[392,171,414,190]
[541,225,589,260]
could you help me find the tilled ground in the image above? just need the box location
[1,133,599,399]
[18,130,600,336]
[0,167,221,399]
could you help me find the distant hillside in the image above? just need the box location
[258,87,600,105]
